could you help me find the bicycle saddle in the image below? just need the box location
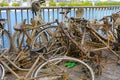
[14,19,26,31]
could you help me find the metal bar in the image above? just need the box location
[70,8,72,17]
[85,8,87,19]
[88,7,90,19]
[92,8,94,19]
[43,8,45,22]
[21,9,23,21]
[27,9,29,24]
[73,8,75,17]
[48,9,49,22]
[90,47,108,52]
[6,9,12,36]
[0,10,1,18]
[53,9,54,21]
[3,55,29,71]
[15,9,17,24]
[57,8,59,21]
[1,61,20,79]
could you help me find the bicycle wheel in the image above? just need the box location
[31,26,57,49]
[0,64,5,80]
[12,31,28,52]
[32,56,95,80]
[0,29,11,52]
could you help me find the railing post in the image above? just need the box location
[6,8,12,36]
[0,6,119,37]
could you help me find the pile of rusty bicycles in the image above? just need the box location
[0,1,120,80]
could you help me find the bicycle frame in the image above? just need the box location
[13,17,58,52]
[0,19,11,52]
[0,52,37,79]
[0,45,66,80]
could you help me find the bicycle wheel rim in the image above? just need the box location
[33,56,95,80]
[0,30,11,52]
[0,64,5,79]
[31,26,57,49]
[12,31,27,51]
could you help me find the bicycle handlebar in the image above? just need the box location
[26,19,59,30]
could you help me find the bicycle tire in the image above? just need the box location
[0,64,5,79]
[31,25,57,49]
[0,29,11,52]
[32,56,95,80]
[12,31,28,52]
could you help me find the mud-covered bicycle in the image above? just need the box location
[0,19,11,53]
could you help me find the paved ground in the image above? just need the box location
[96,62,120,80]
[4,53,120,80]
[97,60,120,80]
[96,52,120,80]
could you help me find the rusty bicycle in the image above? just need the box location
[0,19,11,53]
